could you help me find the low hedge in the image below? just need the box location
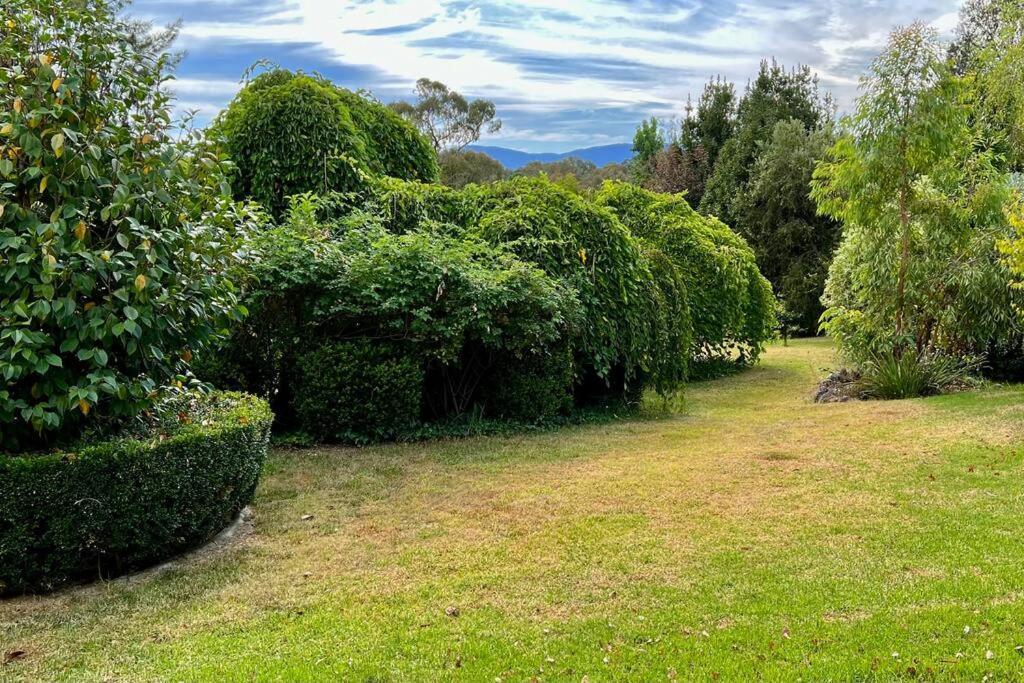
[0,392,273,596]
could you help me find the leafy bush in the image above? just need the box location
[595,182,775,364]
[0,0,258,451]
[858,352,982,400]
[483,346,575,422]
[0,392,273,595]
[199,197,578,439]
[213,70,437,218]
[469,177,683,394]
[292,341,424,442]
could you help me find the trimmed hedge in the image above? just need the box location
[0,392,272,596]
[292,340,424,443]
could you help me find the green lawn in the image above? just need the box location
[4,338,1024,681]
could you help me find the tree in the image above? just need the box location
[681,76,736,168]
[700,60,833,227]
[439,149,506,188]
[0,0,259,450]
[630,117,664,184]
[739,120,840,333]
[813,22,1019,361]
[390,78,502,153]
[515,157,627,190]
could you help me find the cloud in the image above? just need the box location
[133,0,965,152]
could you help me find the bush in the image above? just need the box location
[595,182,776,364]
[0,392,273,596]
[484,346,575,422]
[199,197,578,438]
[0,0,259,451]
[469,177,683,393]
[858,352,982,400]
[292,341,424,442]
[213,69,437,218]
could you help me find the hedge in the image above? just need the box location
[0,392,273,596]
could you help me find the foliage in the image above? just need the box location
[483,345,575,422]
[0,391,272,596]
[738,119,841,333]
[390,78,501,153]
[813,22,1020,363]
[292,341,423,443]
[681,76,737,170]
[470,177,683,391]
[595,182,776,364]
[630,117,664,183]
[439,149,506,188]
[0,0,259,451]
[515,156,629,191]
[700,60,833,228]
[213,69,437,217]
[646,142,709,203]
[200,196,579,437]
[858,350,981,400]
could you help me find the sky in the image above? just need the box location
[129,0,965,154]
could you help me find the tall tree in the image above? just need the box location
[630,117,664,184]
[738,120,840,333]
[438,149,506,188]
[681,76,736,168]
[390,78,502,153]
[813,23,1018,360]
[700,60,832,227]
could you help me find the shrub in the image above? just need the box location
[469,177,683,393]
[199,197,578,437]
[213,69,437,218]
[0,392,273,595]
[595,182,775,364]
[484,346,575,422]
[292,341,423,442]
[858,352,982,400]
[0,0,259,451]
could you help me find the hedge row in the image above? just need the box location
[199,175,774,442]
[0,392,273,596]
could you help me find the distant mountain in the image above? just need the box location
[468,143,633,170]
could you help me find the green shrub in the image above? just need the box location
[199,197,578,435]
[595,181,775,363]
[0,392,272,596]
[213,69,437,218]
[0,0,259,451]
[858,352,982,400]
[484,346,575,422]
[469,177,684,393]
[292,341,423,442]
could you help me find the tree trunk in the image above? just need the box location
[894,182,911,357]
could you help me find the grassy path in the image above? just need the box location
[4,339,1024,681]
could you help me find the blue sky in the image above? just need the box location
[130,0,964,153]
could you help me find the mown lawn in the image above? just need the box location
[3,338,1024,681]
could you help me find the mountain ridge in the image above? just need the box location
[467,143,633,170]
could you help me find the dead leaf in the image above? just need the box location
[3,650,26,666]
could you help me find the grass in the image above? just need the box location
[4,338,1024,681]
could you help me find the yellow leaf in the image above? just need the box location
[13,98,23,114]
[74,221,87,241]
[181,349,193,363]
[0,204,4,219]
[40,53,52,66]
[100,251,110,262]
[0,123,11,135]
[134,274,147,290]
[51,78,62,93]
[579,247,587,264]
[141,133,154,144]
[78,400,91,416]
[39,176,48,193]
[45,253,56,268]
[84,302,96,311]
[5,20,14,29]
[142,239,151,250]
